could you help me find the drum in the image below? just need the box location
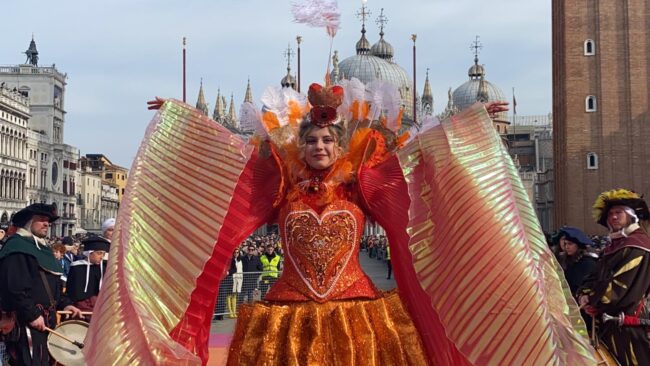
[47,320,88,366]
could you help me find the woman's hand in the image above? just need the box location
[147,97,166,110]
[484,101,509,118]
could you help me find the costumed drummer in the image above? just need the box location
[578,189,650,365]
[0,203,82,366]
[66,235,110,313]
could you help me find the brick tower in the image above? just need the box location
[552,0,650,234]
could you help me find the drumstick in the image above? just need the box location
[56,311,93,315]
[44,327,85,349]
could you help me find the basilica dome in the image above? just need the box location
[452,57,507,124]
[333,25,414,123]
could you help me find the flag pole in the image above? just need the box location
[412,34,417,126]
[182,37,187,103]
[512,87,516,136]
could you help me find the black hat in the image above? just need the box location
[82,235,110,252]
[62,236,74,245]
[12,203,60,227]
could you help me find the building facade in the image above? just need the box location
[100,182,119,226]
[0,39,81,236]
[0,86,29,225]
[79,167,102,233]
[552,0,650,234]
[505,114,555,233]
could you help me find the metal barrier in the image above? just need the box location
[213,271,282,318]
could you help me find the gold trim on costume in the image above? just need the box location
[613,256,643,277]
[601,283,613,304]
[613,279,628,289]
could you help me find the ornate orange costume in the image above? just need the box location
[84,81,598,365]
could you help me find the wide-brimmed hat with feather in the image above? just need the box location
[592,189,649,227]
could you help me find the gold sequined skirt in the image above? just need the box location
[226,290,430,366]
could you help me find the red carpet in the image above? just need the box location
[207,333,232,366]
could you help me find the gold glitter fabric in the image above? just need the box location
[393,103,596,365]
[84,100,259,365]
[227,290,430,366]
[265,200,382,303]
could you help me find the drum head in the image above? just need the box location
[47,320,89,366]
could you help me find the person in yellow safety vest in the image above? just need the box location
[259,244,282,297]
[386,244,392,280]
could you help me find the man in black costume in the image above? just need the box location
[578,189,650,366]
[0,203,82,365]
[66,235,110,313]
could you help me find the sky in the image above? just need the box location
[1,0,551,168]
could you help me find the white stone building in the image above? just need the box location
[79,167,102,233]
[0,38,81,236]
[0,86,29,225]
[100,182,119,226]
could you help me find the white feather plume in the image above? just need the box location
[261,86,288,125]
[337,78,366,121]
[365,80,403,131]
[281,87,308,110]
[260,86,308,128]
[291,0,341,37]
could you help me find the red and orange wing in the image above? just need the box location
[360,103,596,365]
[84,100,281,365]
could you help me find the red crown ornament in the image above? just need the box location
[308,83,343,127]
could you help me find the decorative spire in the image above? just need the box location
[370,8,394,60]
[213,88,225,121]
[281,44,297,89]
[24,35,39,66]
[227,93,238,126]
[195,79,209,116]
[376,7,388,38]
[355,1,371,55]
[471,35,482,66]
[244,78,253,103]
[468,35,485,79]
[422,68,433,116]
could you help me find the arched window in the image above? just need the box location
[584,39,595,56]
[587,153,598,170]
[586,95,597,112]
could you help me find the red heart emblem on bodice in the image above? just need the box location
[284,209,357,298]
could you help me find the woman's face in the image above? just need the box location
[304,127,337,170]
[561,237,579,256]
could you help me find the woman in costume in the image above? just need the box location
[82,77,598,365]
[83,2,597,364]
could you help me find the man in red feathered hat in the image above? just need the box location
[578,189,650,366]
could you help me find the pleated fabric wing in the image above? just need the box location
[399,104,595,365]
[361,103,595,365]
[84,100,280,365]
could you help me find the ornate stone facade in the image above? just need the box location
[0,39,81,236]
